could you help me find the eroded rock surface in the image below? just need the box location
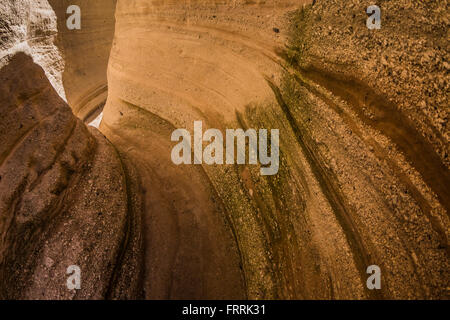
[0,0,66,100]
[47,0,117,121]
[280,0,449,298]
[0,53,143,299]
[0,0,448,300]
[102,0,448,299]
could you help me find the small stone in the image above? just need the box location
[44,257,54,268]
[418,100,427,108]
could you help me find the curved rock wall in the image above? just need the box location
[0,0,448,300]
[47,0,117,120]
[0,53,143,299]
[280,0,449,298]
[102,0,319,299]
[101,0,448,299]
[0,0,117,120]
[0,0,66,100]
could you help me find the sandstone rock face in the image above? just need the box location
[0,0,116,121]
[102,0,310,299]
[102,0,449,299]
[0,53,143,299]
[281,1,449,298]
[47,0,117,121]
[0,0,448,300]
[0,0,66,100]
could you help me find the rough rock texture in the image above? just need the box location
[0,53,143,299]
[102,0,312,299]
[102,0,449,299]
[279,0,449,298]
[0,0,448,300]
[0,0,66,100]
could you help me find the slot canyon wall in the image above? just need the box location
[0,0,117,120]
[47,0,117,120]
[0,53,143,299]
[0,0,66,100]
[0,0,448,299]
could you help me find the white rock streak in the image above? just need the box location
[88,112,104,129]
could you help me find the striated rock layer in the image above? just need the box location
[0,0,117,121]
[102,0,449,299]
[0,53,143,299]
[47,0,117,121]
[279,0,449,298]
[0,0,448,299]
[103,0,314,299]
[0,0,66,100]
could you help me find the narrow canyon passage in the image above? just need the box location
[0,0,448,299]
